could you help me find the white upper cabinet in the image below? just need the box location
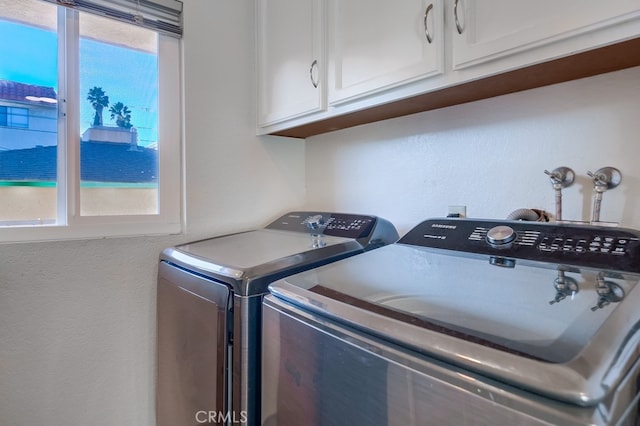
[257,0,325,126]
[451,0,640,70]
[256,0,640,137]
[327,0,444,105]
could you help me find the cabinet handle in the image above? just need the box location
[454,0,464,34]
[423,3,434,44]
[310,59,319,88]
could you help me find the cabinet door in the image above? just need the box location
[328,0,444,105]
[451,0,640,70]
[257,0,325,126]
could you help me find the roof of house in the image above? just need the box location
[0,80,57,104]
[0,141,158,183]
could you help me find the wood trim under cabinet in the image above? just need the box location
[272,37,640,139]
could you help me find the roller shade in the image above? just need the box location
[45,0,183,37]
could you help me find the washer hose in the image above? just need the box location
[506,208,542,222]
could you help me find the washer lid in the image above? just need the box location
[268,243,640,406]
[162,229,362,295]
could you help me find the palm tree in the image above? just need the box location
[87,87,109,127]
[109,102,133,129]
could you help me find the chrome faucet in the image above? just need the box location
[587,167,621,223]
[544,167,574,221]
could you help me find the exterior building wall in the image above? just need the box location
[0,100,57,150]
[82,126,138,145]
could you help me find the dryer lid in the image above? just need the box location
[162,229,361,295]
[159,211,398,296]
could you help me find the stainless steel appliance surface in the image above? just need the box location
[263,218,640,426]
[156,211,398,426]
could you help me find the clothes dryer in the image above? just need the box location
[156,211,398,426]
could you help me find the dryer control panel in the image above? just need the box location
[266,211,377,240]
[399,218,640,273]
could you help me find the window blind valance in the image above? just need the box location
[45,0,183,37]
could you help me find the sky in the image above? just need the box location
[0,19,158,148]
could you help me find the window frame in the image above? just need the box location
[0,5,182,243]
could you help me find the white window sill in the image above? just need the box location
[0,220,182,243]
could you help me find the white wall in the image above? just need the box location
[1,2,638,425]
[0,1,305,425]
[306,66,640,236]
[182,0,305,235]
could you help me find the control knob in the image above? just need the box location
[486,225,516,246]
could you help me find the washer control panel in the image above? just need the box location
[267,211,376,239]
[399,218,640,273]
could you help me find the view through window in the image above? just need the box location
[0,0,58,225]
[0,0,161,225]
[78,11,159,216]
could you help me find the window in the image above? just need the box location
[0,0,182,242]
[0,106,29,128]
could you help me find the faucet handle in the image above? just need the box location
[544,167,574,188]
[587,167,622,190]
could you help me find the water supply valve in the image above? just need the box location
[544,167,574,221]
[587,167,621,223]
